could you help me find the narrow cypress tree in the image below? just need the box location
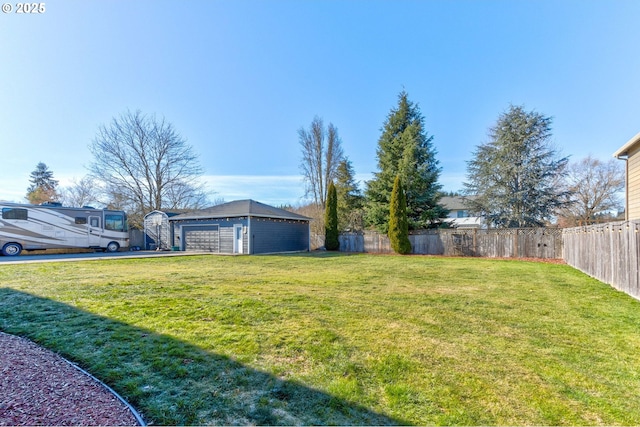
[389,175,411,254]
[324,181,340,250]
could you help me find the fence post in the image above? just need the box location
[473,228,477,255]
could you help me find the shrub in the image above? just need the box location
[325,181,340,251]
[388,175,411,254]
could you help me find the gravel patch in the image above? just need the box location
[0,332,142,426]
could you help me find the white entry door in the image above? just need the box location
[233,224,243,254]
[88,216,101,246]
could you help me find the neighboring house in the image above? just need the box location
[168,199,310,254]
[614,131,640,220]
[439,196,485,228]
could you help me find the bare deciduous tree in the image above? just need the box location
[89,110,210,226]
[299,116,344,207]
[557,155,625,226]
[60,176,101,208]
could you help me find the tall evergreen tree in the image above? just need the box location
[334,158,364,231]
[464,105,570,227]
[365,91,446,232]
[26,162,60,204]
[389,175,411,254]
[324,181,340,250]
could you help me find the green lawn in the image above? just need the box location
[1,253,640,425]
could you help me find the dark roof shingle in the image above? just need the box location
[169,199,310,221]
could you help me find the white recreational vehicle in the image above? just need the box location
[0,202,129,256]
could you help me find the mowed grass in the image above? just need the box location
[2,253,640,425]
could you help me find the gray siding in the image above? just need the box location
[250,218,309,254]
[219,226,234,253]
[172,216,308,254]
[176,218,248,253]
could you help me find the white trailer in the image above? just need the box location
[0,202,129,256]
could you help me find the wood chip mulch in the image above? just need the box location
[0,332,142,426]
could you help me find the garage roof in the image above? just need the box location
[169,199,310,221]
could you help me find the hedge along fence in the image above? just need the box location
[563,220,640,300]
[339,228,563,259]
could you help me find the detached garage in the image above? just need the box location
[168,199,310,254]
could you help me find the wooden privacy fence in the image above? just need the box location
[339,228,563,259]
[563,220,640,300]
[337,223,640,301]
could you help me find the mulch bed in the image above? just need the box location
[0,332,142,426]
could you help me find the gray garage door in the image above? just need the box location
[184,225,219,252]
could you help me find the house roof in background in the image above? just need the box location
[169,199,310,221]
[613,131,640,158]
[440,196,475,211]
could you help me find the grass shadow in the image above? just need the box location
[0,288,406,425]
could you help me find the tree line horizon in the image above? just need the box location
[22,90,624,233]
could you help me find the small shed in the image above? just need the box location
[143,210,181,250]
[614,131,640,220]
[168,199,310,254]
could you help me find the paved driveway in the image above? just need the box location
[0,250,207,264]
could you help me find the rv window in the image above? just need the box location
[90,217,100,228]
[105,214,126,231]
[2,208,28,220]
[75,217,87,225]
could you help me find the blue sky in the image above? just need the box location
[1,0,639,206]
